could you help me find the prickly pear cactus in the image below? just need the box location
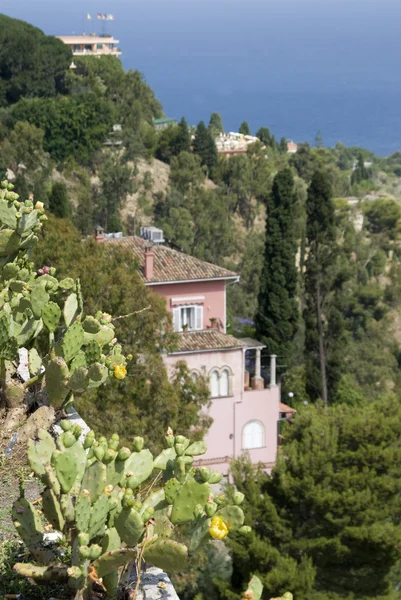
[13,426,251,599]
[0,181,132,419]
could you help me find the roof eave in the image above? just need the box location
[145,275,240,286]
[168,346,244,355]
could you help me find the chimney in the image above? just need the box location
[144,245,154,280]
[95,225,105,242]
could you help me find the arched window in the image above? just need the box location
[242,421,265,449]
[220,369,229,397]
[210,371,219,398]
[190,371,198,383]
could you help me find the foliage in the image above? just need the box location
[364,198,401,239]
[239,121,251,136]
[255,168,299,365]
[14,424,249,599]
[170,151,205,194]
[228,398,401,600]
[95,151,134,230]
[351,153,371,186]
[304,171,346,405]
[11,94,115,163]
[155,120,191,164]
[193,121,218,174]
[0,15,71,106]
[49,182,70,219]
[209,112,224,136]
[289,142,319,182]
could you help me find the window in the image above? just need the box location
[209,367,232,398]
[242,421,265,449]
[173,305,203,332]
[210,371,219,398]
[190,371,198,382]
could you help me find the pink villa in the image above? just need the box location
[97,227,282,477]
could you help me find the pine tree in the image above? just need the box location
[49,182,70,218]
[351,152,369,185]
[239,121,251,135]
[208,112,224,136]
[176,117,191,154]
[255,168,299,365]
[279,136,288,153]
[192,121,217,174]
[225,398,401,600]
[303,171,345,405]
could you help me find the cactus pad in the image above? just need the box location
[171,480,210,525]
[154,447,177,470]
[81,460,108,503]
[143,539,188,572]
[115,507,144,547]
[68,366,89,393]
[93,548,138,578]
[75,493,91,533]
[27,429,56,477]
[42,488,65,531]
[30,283,50,319]
[88,494,110,540]
[52,450,78,494]
[28,348,42,376]
[45,357,69,407]
[64,292,79,327]
[42,301,61,332]
[216,505,245,531]
[185,441,207,456]
[189,515,211,553]
[122,449,154,488]
[85,339,101,364]
[60,322,84,362]
[12,498,44,547]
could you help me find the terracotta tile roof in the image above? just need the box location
[103,236,238,284]
[172,330,246,353]
[279,402,296,414]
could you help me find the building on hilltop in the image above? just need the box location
[215,132,264,157]
[57,35,121,57]
[287,140,298,153]
[153,118,178,132]
[96,227,281,477]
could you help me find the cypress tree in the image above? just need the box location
[193,121,217,174]
[255,168,298,365]
[175,117,191,154]
[208,112,224,136]
[239,121,251,135]
[49,182,70,218]
[303,170,345,405]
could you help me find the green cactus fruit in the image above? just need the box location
[68,366,89,393]
[208,471,223,484]
[153,447,177,470]
[111,433,119,442]
[233,491,245,505]
[165,434,175,448]
[216,505,245,531]
[45,357,69,407]
[60,419,73,432]
[194,504,205,519]
[27,430,56,477]
[75,493,91,532]
[117,447,130,461]
[205,501,218,517]
[94,446,105,461]
[89,544,103,560]
[81,461,107,503]
[143,540,188,572]
[30,283,50,319]
[60,431,76,448]
[185,440,207,456]
[52,450,78,493]
[115,507,144,546]
[122,449,154,487]
[93,548,138,578]
[243,576,263,600]
[78,532,90,546]
[108,438,119,451]
[69,350,87,373]
[199,467,211,482]
[64,292,79,327]
[60,322,84,363]
[175,443,186,456]
[189,515,211,553]
[239,525,252,534]
[83,431,95,449]
[67,566,84,591]
[103,449,117,464]
[171,480,210,525]
[60,494,75,523]
[122,493,135,508]
[12,498,44,548]
[42,488,65,531]
[132,436,144,452]
[164,478,181,505]
[0,229,20,257]
[215,494,226,506]
[42,301,61,332]
[82,316,101,334]
[79,545,90,560]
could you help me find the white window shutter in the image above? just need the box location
[220,370,229,396]
[173,307,180,332]
[210,371,219,398]
[195,306,202,330]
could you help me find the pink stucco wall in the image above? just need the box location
[147,280,226,331]
[164,349,280,476]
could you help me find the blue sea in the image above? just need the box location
[2,0,401,156]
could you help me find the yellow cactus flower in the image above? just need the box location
[209,515,229,540]
[35,201,44,210]
[114,365,127,380]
